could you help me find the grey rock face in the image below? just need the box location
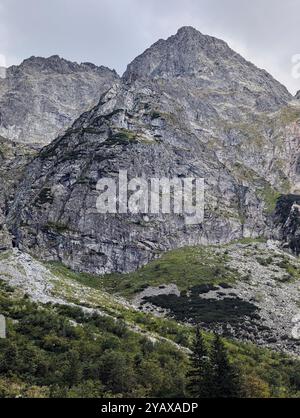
[296,90,300,100]
[124,26,291,111]
[272,194,300,254]
[0,315,5,339]
[0,56,119,146]
[7,27,300,275]
[0,136,37,250]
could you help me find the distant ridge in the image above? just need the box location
[0,56,119,145]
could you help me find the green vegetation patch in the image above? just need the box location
[277,106,300,126]
[42,222,70,234]
[108,129,138,144]
[257,184,281,214]
[0,279,187,398]
[1,278,300,397]
[48,245,239,298]
[145,293,258,325]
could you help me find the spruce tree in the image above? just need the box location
[187,326,214,398]
[211,334,241,398]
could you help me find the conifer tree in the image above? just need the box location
[187,326,214,398]
[211,334,241,398]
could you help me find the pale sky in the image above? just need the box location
[0,0,299,94]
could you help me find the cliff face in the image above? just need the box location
[0,56,118,251]
[0,55,119,146]
[6,27,300,274]
[124,27,291,109]
[0,137,37,250]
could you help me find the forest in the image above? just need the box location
[1,279,300,398]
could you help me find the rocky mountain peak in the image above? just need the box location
[123,26,291,110]
[11,55,75,74]
[123,26,230,82]
[175,25,199,35]
[174,25,228,48]
[5,27,300,277]
[0,56,119,145]
[9,55,116,76]
[296,90,300,99]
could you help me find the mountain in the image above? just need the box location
[3,26,300,389]
[7,27,300,275]
[124,26,291,110]
[0,56,119,254]
[0,55,119,146]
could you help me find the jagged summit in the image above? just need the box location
[3,25,300,373]
[174,25,228,47]
[13,55,77,74]
[11,55,116,76]
[123,25,230,81]
[123,26,291,109]
[296,90,300,99]
[0,56,119,145]
[176,25,199,34]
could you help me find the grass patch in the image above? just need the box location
[257,184,281,214]
[277,106,300,126]
[0,251,13,261]
[47,245,239,299]
[109,129,137,144]
[276,259,300,281]
[42,222,70,234]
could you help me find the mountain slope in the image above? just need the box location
[124,26,291,111]
[0,56,119,146]
[6,27,300,275]
[1,247,300,397]
[2,28,300,396]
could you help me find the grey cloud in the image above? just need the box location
[0,0,299,93]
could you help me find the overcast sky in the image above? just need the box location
[0,0,299,94]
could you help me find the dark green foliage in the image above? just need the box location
[190,284,219,294]
[210,334,242,398]
[0,283,187,398]
[145,294,258,324]
[150,111,161,120]
[1,279,300,398]
[187,331,242,398]
[42,222,69,234]
[256,257,272,266]
[186,327,214,398]
[65,245,238,298]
